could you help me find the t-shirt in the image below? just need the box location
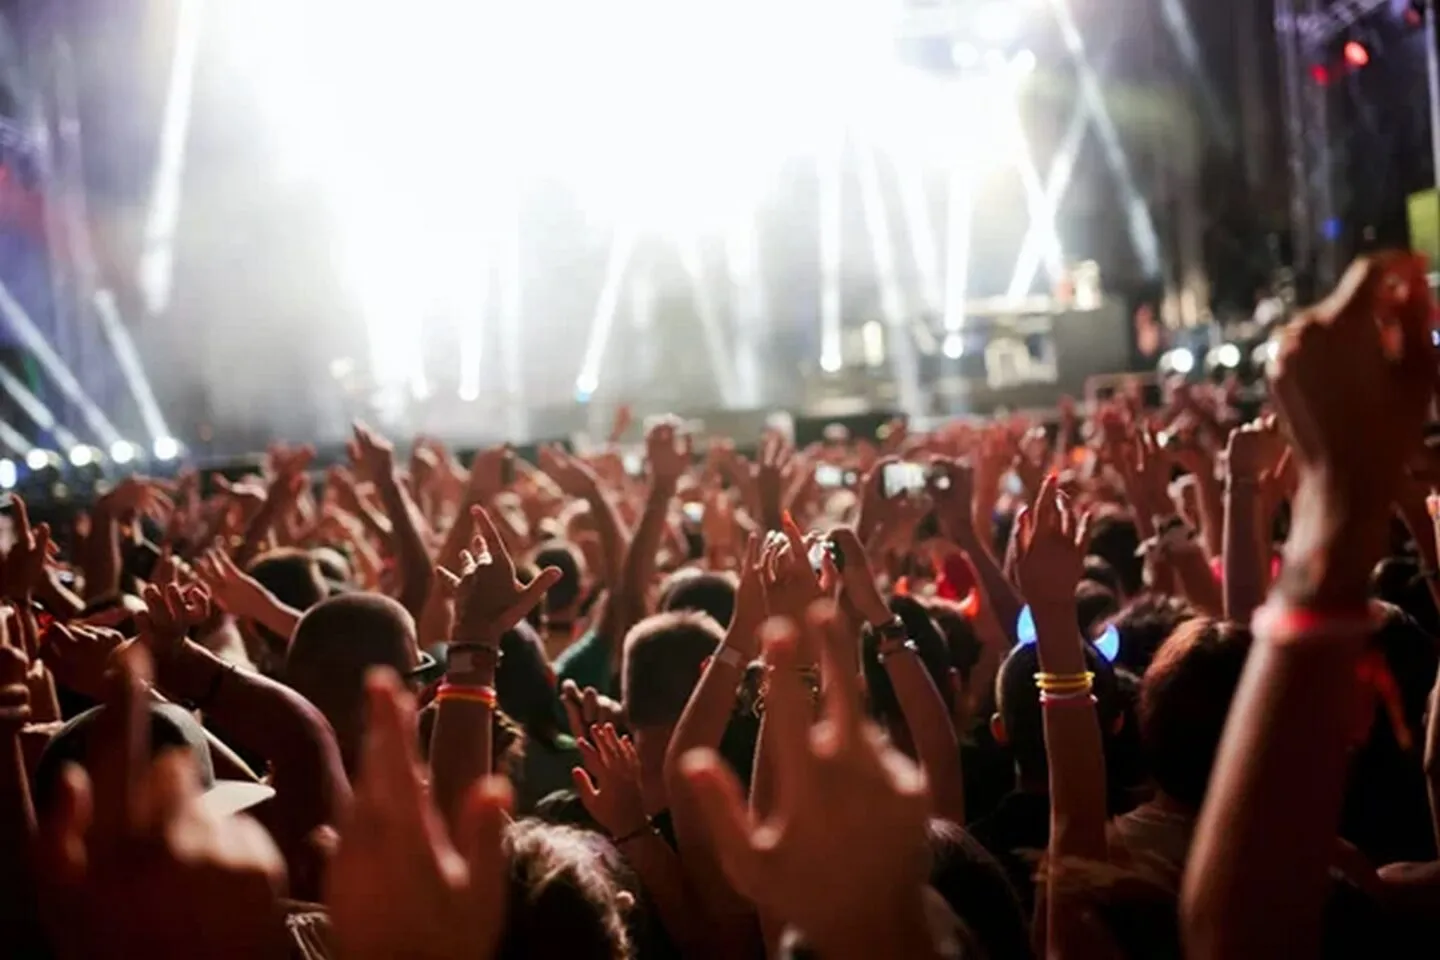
[553,628,618,699]
[1109,802,1195,885]
[516,734,584,814]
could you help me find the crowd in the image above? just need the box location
[1,250,1438,958]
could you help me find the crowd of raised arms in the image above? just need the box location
[0,250,1438,959]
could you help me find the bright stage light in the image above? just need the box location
[0,459,14,490]
[69,446,96,468]
[1161,348,1196,375]
[110,441,138,465]
[153,436,182,462]
[943,333,965,359]
[1213,344,1241,369]
[26,449,52,471]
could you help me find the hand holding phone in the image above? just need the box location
[881,462,927,499]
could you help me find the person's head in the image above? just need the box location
[496,620,564,747]
[993,641,1123,786]
[1081,555,1124,598]
[1076,580,1120,640]
[925,818,1031,960]
[1085,510,1143,599]
[31,700,275,819]
[1108,593,1200,675]
[309,546,354,592]
[921,597,983,687]
[864,596,955,755]
[658,569,737,629]
[1371,556,1440,639]
[531,543,586,624]
[249,548,329,612]
[498,821,634,960]
[246,548,331,670]
[285,594,418,774]
[621,612,723,729]
[1138,618,1253,810]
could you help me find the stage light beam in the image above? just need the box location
[819,129,845,374]
[856,144,923,418]
[574,227,637,400]
[138,0,204,317]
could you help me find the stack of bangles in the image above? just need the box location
[1034,670,1095,707]
[434,683,498,709]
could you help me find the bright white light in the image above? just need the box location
[862,321,886,368]
[1215,343,1241,369]
[1012,49,1038,76]
[26,449,51,471]
[0,459,14,490]
[943,333,966,358]
[974,1,1023,43]
[69,446,95,468]
[819,353,843,373]
[1161,348,1196,375]
[153,436,181,462]
[329,357,355,380]
[110,441,138,464]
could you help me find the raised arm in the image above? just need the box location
[351,423,434,620]
[0,622,39,954]
[234,448,314,568]
[664,536,765,940]
[615,419,689,635]
[1182,252,1435,959]
[1222,421,1284,624]
[429,507,558,830]
[930,457,1023,647]
[540,445,630,589]
[1015,478,1110,958]
[138,584,349,901]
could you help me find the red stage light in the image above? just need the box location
[1343,40,1370,68]
[1310,63,1331,85]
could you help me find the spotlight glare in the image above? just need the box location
[1012,49,1037,76]
[0,459,14,490]
[69,446,95,468]
[943,333,965,359]
[25,449,51,471]
[153,436,181,462]
[1161,347,1195,375]
[820,352,843,374]
[110,441,138,465]
[1343,41,1370,68]
[1215,343,1241,369]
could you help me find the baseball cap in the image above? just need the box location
[32,700,276,819]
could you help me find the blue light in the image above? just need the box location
[574,387,593,404]
[1321,217,1343,241]
[1016,605,1037,645]
[1095,623,1121,662]
[1015,604,1120,662]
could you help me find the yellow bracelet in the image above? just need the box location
[1034,671,1095,694]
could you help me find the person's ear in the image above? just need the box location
[990,712,1008,745]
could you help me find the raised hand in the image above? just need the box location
[679,608,933,958]
[348,422,397,486]
[538,444,600,500]
[561,679,626,740]
[1014,475,1089,608]
[35,646,288,959]
[756,432,793,528]
[572,723,647,839]
[760,515,823,629]
[97,477,176,525]
[1276,253,1434,507]
[40,621,126,701]
[824,527,890,628]
[646,417,692,490]
[135,582,212,664]
[1225,416,1287,484]
[438,506,561,648]
[327,670,511,960]
[927,456,977,544]
[0,496,51,606]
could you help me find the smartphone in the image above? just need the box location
[882,462,927,499]
[622,451,644,477]
[500,448,517,486]
[682,502,704,525]
[807,538,844,575]
[927,464,952,492]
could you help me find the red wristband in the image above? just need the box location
[1251,602,1376,645]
